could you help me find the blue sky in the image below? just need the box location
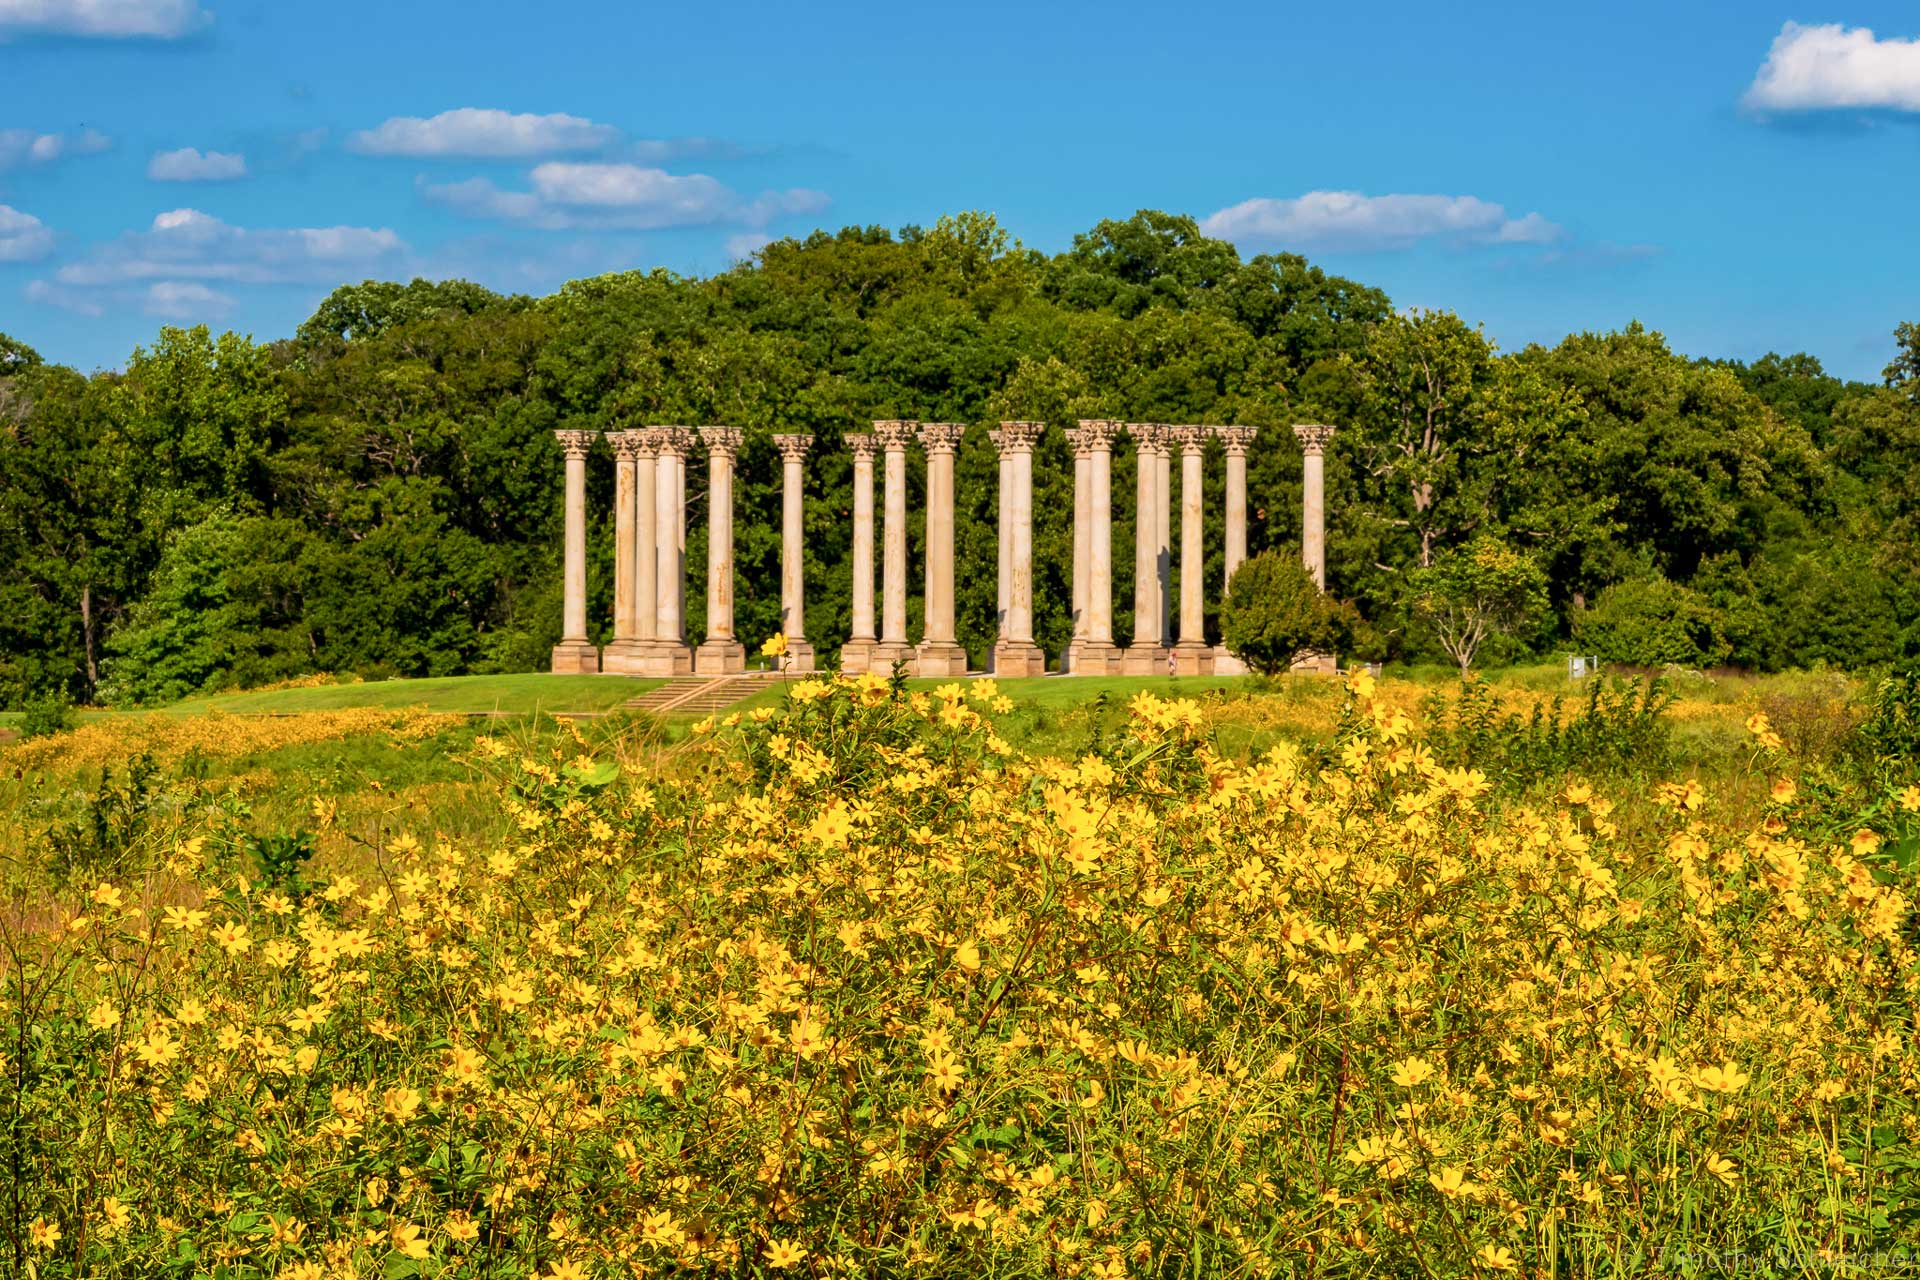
[3,0,1918,380]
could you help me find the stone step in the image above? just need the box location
[624,671,781,715]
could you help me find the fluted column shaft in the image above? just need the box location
[692,426,744,674]
[844,434,878,672]
[991,422,1046,674]
[654,430,688,653]
[611,432,639,641]
[872,420,916,670]
[772,434,815,671]
[1295,424,1336,589]
[1131,424,1160,649]
[1155,436,1172,647]
[550,430,599,672]
[1071,431,1091,645]
[992,429,1010,644]
[632,435,658,643]
[1088,423,1115,647]
[914,422,968,676]
[1173,426,1208,673]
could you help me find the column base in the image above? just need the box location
[1171,641,1213,676]
[550,641,601,674]
[781,639,816,673]
[991,640,1048,677]
[600,639,654,674]
[840,638,876,675]
[1119,644,1170,676]
[1064,640,1120,675]
[1211,649,1249,676]
[632,643,694,677]
[865,641,915,677]
[1290,650,1339,675]
[912,640,969,678]
[694,639,746,675]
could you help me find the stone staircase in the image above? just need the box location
[623,671,782,716]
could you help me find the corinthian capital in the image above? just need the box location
[699,425,743,459]
[873,419,918,451]
[1213,424,1259,455]
[608,429,644,461]
[1125,422,1169,455]
[1166,424,1208,453]
[772,433,815,462]
[1293,423,1337,457]
[1075,419,1121,451]
[997,420,1045,451]
[553,429,598,459]
[916,421,966,454]
[845,432,879,461]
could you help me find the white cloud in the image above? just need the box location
[143,279,234,318]
[0,204,54,261]
[51,207,405,288]
[23,278,102,315]
[1200,191,1563,252]
[147,146,246,181]
[0,0,208,38]
[423,162,827,232]
[348,108,618,158]
[1744,21,1920,112]
[726,232,774,261]
[0,126,110,170]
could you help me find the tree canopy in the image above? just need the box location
[1,209,1914,706]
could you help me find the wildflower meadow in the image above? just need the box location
[4,672,1919,1278]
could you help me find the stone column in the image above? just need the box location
[842,433,879,674]
[1294,424,1336,589]
[603,431,647,671]
[989,428,1009,672]
[914,421,968,676]
[649,428,693,675]
[633,432,660,647]
[869,420,917,672]
[1064,427,1091,672]
[550,429,600,672]
[1171,426,1211,675]
[1294,423,1338,675]
[1155,431,1173,649]
[992,421,1047,676]
[1123,423,1168,675]
[1212,425,1258,675]
[771,433,816,672]
[1068,420,1120,674]
[695,426,746,674]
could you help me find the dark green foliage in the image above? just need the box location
[1573,575,1733,669]
[241,828,320,900]
[1,212,1916,707]
[38,753,165,888]
[1420,674,1676,791]
[1219,552,1352,675]
[18,691,71,739]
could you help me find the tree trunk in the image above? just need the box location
[80,583,98,700]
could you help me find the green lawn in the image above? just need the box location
[159,674,662,717]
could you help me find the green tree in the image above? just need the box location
[1411,536,1549,673]
[1219,551,1352,676]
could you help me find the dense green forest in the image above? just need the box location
[2,209,1917,708]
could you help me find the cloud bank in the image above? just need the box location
[423,162,827,232]
[0,0,208,38]
[1745,21,1920,113]
[0,127,110,170]
[0,204,55,261]
[1200,191,1563,252]
[147,147,246,181]
[348,109,620,158]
